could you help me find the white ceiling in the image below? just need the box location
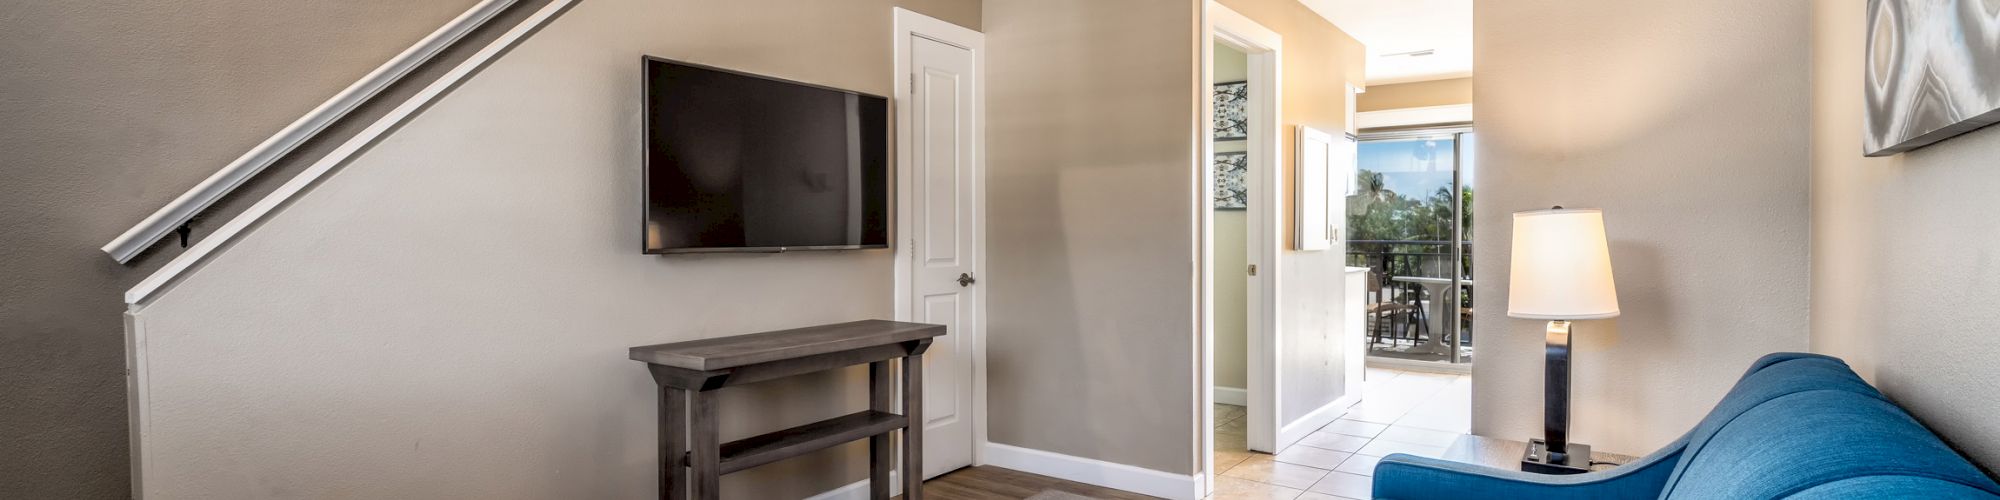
[1298,0,1472,86]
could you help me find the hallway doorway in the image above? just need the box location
[1200,2,1285,496]
[1347,128,1476,371]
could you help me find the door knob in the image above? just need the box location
[957,273,976,287]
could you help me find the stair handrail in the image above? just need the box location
[100,0,519,264]
[123,0,577,305]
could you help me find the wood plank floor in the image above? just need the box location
[902,466,1160,500]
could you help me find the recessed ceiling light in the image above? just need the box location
[1381,49,1436,57]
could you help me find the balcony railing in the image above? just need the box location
[1346,240,1473,363]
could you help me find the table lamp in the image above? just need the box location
[1508,207,1619,474]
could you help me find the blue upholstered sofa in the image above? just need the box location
[1372,353,2000,499]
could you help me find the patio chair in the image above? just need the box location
[1367,270,1422,347]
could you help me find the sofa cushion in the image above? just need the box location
[1660,355,2000,499]
[1787,476,2000,499]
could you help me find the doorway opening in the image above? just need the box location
[1209,37,1254,465]
[1347,127,1475,372]
[1325,121,1474,473]
[1201,2,1283,495]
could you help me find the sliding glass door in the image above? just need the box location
[1347,127,1474,365]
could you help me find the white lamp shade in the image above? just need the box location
[1508,208,1620,320]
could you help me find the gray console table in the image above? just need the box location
[630,320,945,500]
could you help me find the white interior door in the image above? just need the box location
[895,9,982,480]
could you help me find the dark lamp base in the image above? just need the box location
[1521,438,1592,475]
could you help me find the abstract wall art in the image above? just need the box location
[1214,151,1247,209]
[1214,81,1248,141]
[1865,0,2000,156]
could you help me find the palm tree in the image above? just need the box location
[1347,170,1394,218]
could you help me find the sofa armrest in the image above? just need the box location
[1373,443,1684,500]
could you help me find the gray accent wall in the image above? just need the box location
[1812,0,2000,470]
[124,0,978,497]
[0,1,486,496]
[983,0,1201,475]
[1472,0,1811,455]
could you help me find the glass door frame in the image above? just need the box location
[1355,125,1473,364]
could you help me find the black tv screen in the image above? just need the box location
[642,57,890,253]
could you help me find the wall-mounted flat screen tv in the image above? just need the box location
[642,57,889,253]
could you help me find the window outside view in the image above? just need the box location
[1348,131,1475,365]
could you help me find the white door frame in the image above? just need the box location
[1200,1,1283,492]
[891,6,988,471]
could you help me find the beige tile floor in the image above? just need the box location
[1209,367,1471,500]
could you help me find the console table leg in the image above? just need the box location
[659,387,687,500]
[862,361,891,499]
[689,389,721,500]
[901,354,923,500]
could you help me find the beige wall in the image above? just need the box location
[1214,42,1249,83]
[1213,210,1249,391]
[0,1,492,497]
[1213,42,1249,391]
[1473,0,1810,455]
[129,0,979,497]
[1357,77,1472,112]
[984,0,1200,475]
[1214,0,1368,425]
[1810,0,2000,467]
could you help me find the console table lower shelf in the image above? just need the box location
[631,320,946,500]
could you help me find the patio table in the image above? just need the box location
[1390,276,1473,357]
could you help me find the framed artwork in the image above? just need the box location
[1214,81,1248,140]
[1214,151,1247,210]
[1864,0,2000,156]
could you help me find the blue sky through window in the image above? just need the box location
[1358,138,1461,198]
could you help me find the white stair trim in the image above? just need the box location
[124,0,578,306]
[100,0,519,264]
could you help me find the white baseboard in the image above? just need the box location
[1366,356,1472,375]
[983,442,1201,500]
[805,472,899,500]
[1277,394,1358,450]
[1214,386,1247,406]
